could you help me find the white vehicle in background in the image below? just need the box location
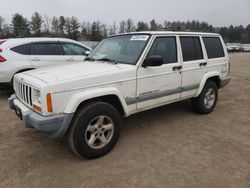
[241,44,250,52]
[226,43,240,52]
[9,32,231,159]
[0,38,92,89]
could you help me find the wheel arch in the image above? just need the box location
[195,72,221,97]
[64,88,129,116]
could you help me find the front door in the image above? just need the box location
[136,36,182,110]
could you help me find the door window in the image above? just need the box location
[32,43,60,55]
[62,43,88,55]
[147,37,177,64]
[180,37,203,61]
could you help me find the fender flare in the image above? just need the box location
[195,71,221,97]
[64,87,129,116]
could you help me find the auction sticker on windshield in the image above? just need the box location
[130,35,149,41]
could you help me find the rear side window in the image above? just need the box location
[203,37,225,59]
[32,43,60,55]
[147,37,177,64]
[11,43,31,55]
[180,37,203,61]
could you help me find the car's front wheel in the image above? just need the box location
[68,101,121,159]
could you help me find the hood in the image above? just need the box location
[24,61,123,84]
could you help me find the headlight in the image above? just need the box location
[32,89,42,112]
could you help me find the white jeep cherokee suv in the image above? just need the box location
[0,38,91,89]
[9,32,231,159]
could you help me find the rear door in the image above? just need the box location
[180,36,207,98]
[202,36,227,76]
[29,42,65,68]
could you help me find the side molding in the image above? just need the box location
[64,87,129,116]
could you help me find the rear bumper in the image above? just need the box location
[8,94,74,138]
[220,76,231,88]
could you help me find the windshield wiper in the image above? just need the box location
[84,57,95,61]
[96,58,119,64]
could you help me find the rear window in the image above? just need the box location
[11,43,31,55]
[32,43,60,55]
[203,37,225,59]
[180,37,203,61]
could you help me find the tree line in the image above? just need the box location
[0,12,250,43]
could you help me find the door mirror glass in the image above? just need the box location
[143,55,163,67]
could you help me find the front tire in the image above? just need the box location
[192,81,218,114]
[68,101,121,159]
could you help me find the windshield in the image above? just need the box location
[87,34,150,65]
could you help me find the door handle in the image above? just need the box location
[172,66,182,71]
[66,58,74,61]
[199,62,207,67]
[31,57,40,61]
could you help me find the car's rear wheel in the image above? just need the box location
[192,81,218,114]
[67,101,121,159]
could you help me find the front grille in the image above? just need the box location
[14,80,33,107]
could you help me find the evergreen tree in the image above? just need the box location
[59,16,66,36]
[51,16,60,36]
[30,12,43,36]
[70,17,80,40]
[11,13,30,37]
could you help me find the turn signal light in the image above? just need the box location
[46,93,53,112]
[33,104,42,112]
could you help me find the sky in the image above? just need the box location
[0,0,250,27]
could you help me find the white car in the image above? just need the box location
[0,38,92,89]
[241,44,250,52]
[226,43,240,52]
[9,32,231,159]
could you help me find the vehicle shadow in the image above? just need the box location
[0,89,13,99]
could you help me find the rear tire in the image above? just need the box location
[68,101,121,159]
[192,81,218,114]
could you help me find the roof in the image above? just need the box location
[5,37,75,42]
[1,37,92,50]
[110,31,220,37]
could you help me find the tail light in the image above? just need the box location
[228,61,231,75]
[0,55,6,63]
[0,40,6,45]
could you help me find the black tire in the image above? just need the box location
[68,101,121,159]
[192,81,218,114]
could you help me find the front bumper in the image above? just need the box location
[220,76,231,88]
[8,94,74,138]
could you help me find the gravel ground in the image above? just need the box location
[0,53,250,188]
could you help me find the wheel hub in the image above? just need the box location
[85,115,114,149]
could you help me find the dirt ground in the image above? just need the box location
[0,53,250,188]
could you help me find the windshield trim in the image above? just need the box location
[87,34,152,65]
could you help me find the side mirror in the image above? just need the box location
[142,55,163,67]
[85,51,91,55]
